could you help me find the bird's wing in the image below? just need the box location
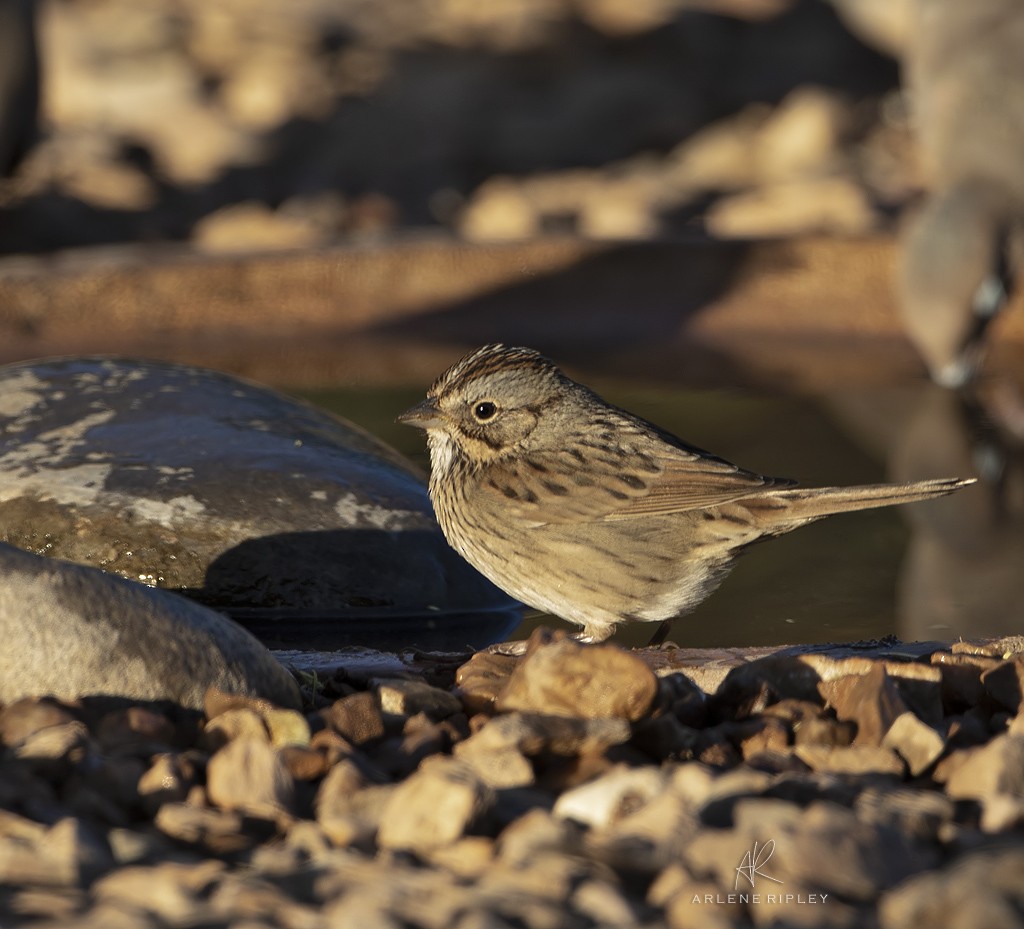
[475,432,791,526]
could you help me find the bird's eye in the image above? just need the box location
[473,401,497,422]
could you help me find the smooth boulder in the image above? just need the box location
[0,357,507,617]
[0,542,301,709]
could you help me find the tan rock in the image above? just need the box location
[261,709,311,749]
[13,721,90,777]
[93,861,225,923]
[577,184,660,239]
[458,177,540,242]
[154,803,255,855]
[0,697,78,747]
[455,650,521,714]
[496,634,658,721]
[0,815,113,887]
[794,744,904,776]
[464,711,631,757]
[454,741,535,788]
[819,664,908,747]
[377,758,493,853]
[706,177,875,238]
[315,759,393,847]
[206,738,295,816]
[496,808,579,866]
[202,708,270,750]
[881,712,945,776]
[193,202,328,253]
[374,677,463,720]
[322,692,388,745]
[755,87,848,183]
[138,753,200,814]
[553,764,667,828]
[945,734,1024,801]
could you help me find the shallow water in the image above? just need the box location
[296,377,1021,650]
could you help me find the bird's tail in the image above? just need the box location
[745,477,975,529]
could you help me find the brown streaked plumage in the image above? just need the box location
[399,344,975,643]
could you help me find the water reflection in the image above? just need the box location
[305,378,1019,648]
[829,379,1024,643]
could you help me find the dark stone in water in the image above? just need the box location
[0,358,512,645]
[0,542,301,710]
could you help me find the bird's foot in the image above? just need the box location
[485,638,530,657]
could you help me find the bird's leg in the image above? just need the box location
[646,619,675,647]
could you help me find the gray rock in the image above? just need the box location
[0,357,510,636]
[0,542,300,710]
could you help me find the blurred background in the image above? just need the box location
[1,0,1023,646]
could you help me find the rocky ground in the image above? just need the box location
[1,0,909,254]
[4,629,1024,928]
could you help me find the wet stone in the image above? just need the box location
[0,358,507,624]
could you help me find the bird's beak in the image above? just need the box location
[397,396,444,430]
